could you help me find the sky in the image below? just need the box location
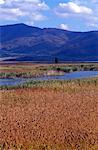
[0,0,98,31]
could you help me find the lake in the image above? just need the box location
[0,71,98,86]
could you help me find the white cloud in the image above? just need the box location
[31,12,47,21]
[88,23,98,28]
[56,2,93,15]
[71,0,98,5]
[55,1,98,30]
[59,24,69,30]
[0,0,5,4]
[54,2,93,22]
[0,0,49,25]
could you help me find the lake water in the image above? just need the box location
[0,71,98,86]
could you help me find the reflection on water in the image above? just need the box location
[0,71,98,86]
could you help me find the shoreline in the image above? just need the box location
[0,61,98,65]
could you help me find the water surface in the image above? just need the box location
[0,71,98,86]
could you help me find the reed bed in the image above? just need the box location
[0,79,98,150]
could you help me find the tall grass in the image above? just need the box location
[0,63,98,78]
[0,78,98,149]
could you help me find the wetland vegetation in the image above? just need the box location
[0,63,98,79]
[0,63,98,150]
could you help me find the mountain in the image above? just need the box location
[0,23,98,62]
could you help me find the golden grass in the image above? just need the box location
[0,64,46,76]
[0,81,98,150]
[1,63,98,75]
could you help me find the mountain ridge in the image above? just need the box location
[0,24,98,62]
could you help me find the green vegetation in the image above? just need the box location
[0,77,98,90]
[0,63,98,78]
[0,72,34,78]
[50,64,98,73]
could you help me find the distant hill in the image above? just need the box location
[0,23,98,62]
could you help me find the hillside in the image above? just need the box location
[0,23,98,61]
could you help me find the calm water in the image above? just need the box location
[0,71,98,86]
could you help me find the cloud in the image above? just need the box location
[88,23,98,28]
[0,0,49,25]
[59,24,69,30]
[71,0,98,5]
[55,1,98,30]
[54,1,94,23]
[55,2,93,16]
[59,2,92,14]
[0,0,5,4]
[0,0,98,30]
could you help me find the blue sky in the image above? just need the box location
[0,0,98,31]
